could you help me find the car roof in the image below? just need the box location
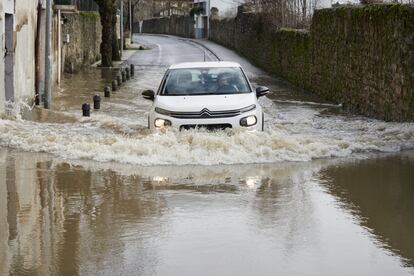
[169,61,242,70]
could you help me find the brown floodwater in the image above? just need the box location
[0,149,413,276]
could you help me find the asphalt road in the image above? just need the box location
[130,35,219,67]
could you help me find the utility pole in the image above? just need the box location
[129,0,132,39]
[120,0,124,55]
[44,0,52,109]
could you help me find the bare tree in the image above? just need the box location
[123,0,144,32]
[256,0,319,28]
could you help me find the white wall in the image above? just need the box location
[0,0,39,114]
[0,1,5,113]
[14,0,37,103]
[3,0,13,13]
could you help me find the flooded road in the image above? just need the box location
[1,149,414,275]
[0,34,414,275]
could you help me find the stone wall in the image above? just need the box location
[62,12,101,73]
[310,5,414,121]
[210,4,414,121]
[141,15,194,38]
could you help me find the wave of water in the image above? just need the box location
[0,98,413,166]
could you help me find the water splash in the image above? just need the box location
[0,105,413,166]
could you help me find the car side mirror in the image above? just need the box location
[142,90,155,101]
[256,86,269,98]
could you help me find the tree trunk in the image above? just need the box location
[100,13,113,66]
[96,0,114,67]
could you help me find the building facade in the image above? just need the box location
[0,0,64,114]
[153,0,193,17]
[193,0,210,39]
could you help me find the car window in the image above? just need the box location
[162,67,251,95]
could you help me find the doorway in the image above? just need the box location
[4,13,14,102]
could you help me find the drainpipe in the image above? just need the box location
[44,0,52,109]
[35,2,42,105]
[57,9,61,85]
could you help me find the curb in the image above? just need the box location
[186,39,222,61]
[91,50,138,69]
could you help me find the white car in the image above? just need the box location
[142,61,269,131]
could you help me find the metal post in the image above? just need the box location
[120,1,123,55]
[93,95,101,110]
[44,0,52,109]
[82,103,91,117]
[207,0,211,39]
[112,80,118,91]
[129,0,132,39]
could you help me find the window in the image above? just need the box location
[162,67,251,96]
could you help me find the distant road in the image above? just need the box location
[130,34,219,67]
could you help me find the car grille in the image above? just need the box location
[155,105,256,119]
[180,124,232,131]
[170,108,240,119]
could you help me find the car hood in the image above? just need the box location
[154,93,257,112]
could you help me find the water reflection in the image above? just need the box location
[319,153,414,267]
[0,148,413,275]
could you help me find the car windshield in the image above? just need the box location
[161,67,251,95]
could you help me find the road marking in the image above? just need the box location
[155,43,162,64]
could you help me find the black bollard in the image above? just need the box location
[130,64,135,76]
[122,71,126,82]
[112,80,118,91]
[125,68,130,80]
[82,103,90,117]
[104,86,111,98]
[93,95,101,110]
[117,75,122,86]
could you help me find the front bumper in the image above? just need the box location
[149,108,263,131]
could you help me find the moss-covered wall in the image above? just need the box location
[310,5,414,121]
[141,15,194,38]
[62,12,102,73]
[210,4,414,121]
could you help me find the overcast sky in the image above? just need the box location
[209,0,333,15]
[210,0,244,13]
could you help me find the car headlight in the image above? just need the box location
[240,115,257,127]
[155,107,171,116]
[154,118,172,128]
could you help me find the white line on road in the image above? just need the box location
[155,43,162,65]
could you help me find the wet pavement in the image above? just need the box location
[0,34,413,275]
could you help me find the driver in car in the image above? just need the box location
[217,72,239,93]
